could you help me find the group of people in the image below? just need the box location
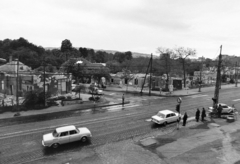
[178,108,207,128]
[195,108,207,122]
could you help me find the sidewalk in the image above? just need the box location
[105,83,238,97]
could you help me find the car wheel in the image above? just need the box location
[51,143,59,149]
[163,122,167,126]
[81,136,87,142]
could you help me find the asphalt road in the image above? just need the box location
[0,87,240,164]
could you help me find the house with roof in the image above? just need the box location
[0,58,72,97]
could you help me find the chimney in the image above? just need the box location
[9,55,12,62]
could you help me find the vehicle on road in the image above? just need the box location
[42,125,92,148]
[89,87,103,95]
[208,103,235,114]
[151,110,181,125]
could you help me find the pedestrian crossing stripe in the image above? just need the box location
[189,95,208,98]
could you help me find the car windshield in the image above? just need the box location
[157,113,165,118]
[52,130,58,137]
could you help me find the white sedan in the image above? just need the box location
[151,110,181,125]
[208,103,235,114]
[42,125,92,148]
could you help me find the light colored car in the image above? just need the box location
[208,103,235,114]
[42,125,92,148]
[151,110,181,125]
[89,87,103,95]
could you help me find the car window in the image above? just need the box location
[157,113,165,118]
[171,113,176,117]
[60,131,69,137]
[222,106,228,108]
[69,130,77,135]
[166,114,171,118]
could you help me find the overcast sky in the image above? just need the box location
[1,0,240,59]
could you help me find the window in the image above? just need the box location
[60,131,68,137]
[166,114,171,118]
[69,130,77,135]
[171,113,176,117]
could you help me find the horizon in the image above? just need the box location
[1,0,240,60]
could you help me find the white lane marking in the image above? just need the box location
[109,93,115,95]
[233,99,240,101]
[191,95,208,98]
[145,119,152,122]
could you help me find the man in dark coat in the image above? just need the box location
[218,104,223,118]
[201,108,206,121]
[182,112,188,126]
[195,108,200,122]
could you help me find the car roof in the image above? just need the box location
[218,103,227,106]
[56,125,76,133]
[158,110,174,115]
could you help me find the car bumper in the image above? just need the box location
[42,140,50,147]
[151,119,162,124]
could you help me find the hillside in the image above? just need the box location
[44,47,159,58]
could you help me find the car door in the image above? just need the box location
[58,131,70,144]
[166,114,172,122]
[69,129,80,143]
[171,113,177,122]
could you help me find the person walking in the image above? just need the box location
[176,113,181,130]
[201,108,206,121]
[195,108,200,122]
[122,94,125,107]
[182,112,188,126]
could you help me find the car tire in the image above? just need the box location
[51,143,59,149]
[81,136,87,143]
[163,122,167,126]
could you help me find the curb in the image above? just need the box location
[0,101,131,121]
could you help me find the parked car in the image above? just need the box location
[208,103,235,114]
[89,87,103,95]
[151,110,181,125]
[42,125,92,148]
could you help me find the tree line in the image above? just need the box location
[1,37,239,87]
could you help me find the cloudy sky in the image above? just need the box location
[1,0,240,59]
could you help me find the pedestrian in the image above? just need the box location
[195,108,200,122]
[176,113,181,129]
[201,108,206,121]
[182,112,188,126]
[122,94,125,107]
[218,104,223,118]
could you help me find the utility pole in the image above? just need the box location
[43,54,46,107]
[16,57,19,112]
[213,45,222,107]
[235,61,238,87]
[149,54,153,96]
[198,56,203,92]
[140,55,151,96]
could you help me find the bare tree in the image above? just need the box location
[156,47,176,90]
[174,47,196,88]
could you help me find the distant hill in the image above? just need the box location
[44,47,158,58]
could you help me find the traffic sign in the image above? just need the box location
[177,97,182,103]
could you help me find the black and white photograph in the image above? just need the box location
[1,0,240,163]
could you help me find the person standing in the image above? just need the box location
[201,108,206,121]
[218,104,223,118]
[182,112,188,126]
[195,108,200,122]
[122,94,125,107]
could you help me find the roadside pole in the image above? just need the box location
[176,97,182,130]
[213,45,222,108]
